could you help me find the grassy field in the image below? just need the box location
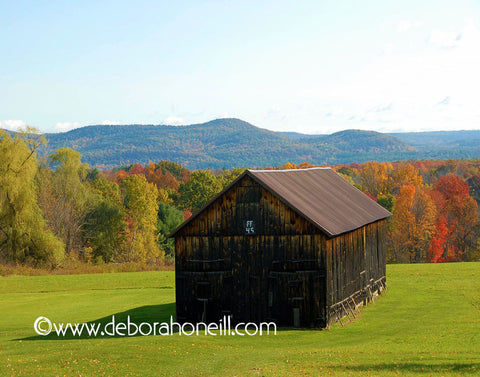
[0,263,479,376]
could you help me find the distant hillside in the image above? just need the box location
[303,129,415,152]
[19,119,480,169]
[39,119,314,169]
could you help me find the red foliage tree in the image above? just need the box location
[430,174,478,261]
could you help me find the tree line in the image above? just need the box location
[1,129,479,269]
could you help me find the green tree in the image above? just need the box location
[81,176,128,262]
[83,200,127,263]
[0,129,64,267]
[157,202,184,257]
[179,170,223,211]
[47,148,92,253]
[377,193,395,212]
[121,174,163,263]
[219,168,246,188]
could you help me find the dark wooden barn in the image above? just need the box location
[169,168,391,328]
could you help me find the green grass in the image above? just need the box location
[0,264,479,376]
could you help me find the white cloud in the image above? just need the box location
[381,43,394,56]
[0,119,27,131]
[102,120,122,125]
[436,96,451,106]
[308,20,480,133]
[397,20,422,33]
[428,29,462,48]
[163,116,186,126]
[55,122,81,131]
[266,106,288,122]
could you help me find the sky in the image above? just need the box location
[1,0,480,134]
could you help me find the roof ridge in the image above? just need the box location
[249,167,332,173]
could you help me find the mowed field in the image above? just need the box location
[0,263,479,376]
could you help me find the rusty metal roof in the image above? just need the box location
[248,168,391,237]
[169,167,391,238]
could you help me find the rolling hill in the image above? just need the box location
[7,118,480,169]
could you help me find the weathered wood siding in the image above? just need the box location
[325,219,387,326]
[175,175,327,327]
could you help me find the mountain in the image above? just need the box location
[278,131,319,140]
[390,130,480,147]
[18,118,480,169]
[39,119,312,169]
[302,129,415,152]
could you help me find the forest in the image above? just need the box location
[1,129,479,271]
[33,118,480,170]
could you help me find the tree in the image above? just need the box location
[155,160,191,183]
[0,129,64,267]
[157,202,184,257]
[428,215,452,263]
[121,174,163,263]
[391,185,436,263]
[377,193,395,212]
[431,174,478,261]
[83,200,127,263]
[45,148,92,254]
[83,177,127,262]
[360,161,392,198]
[219,168,246,188]
[390,163,423,195]
[178,170,223,211]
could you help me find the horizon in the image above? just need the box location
[3,117,480,136]
[1,1,479,134]
[3,116,480,136]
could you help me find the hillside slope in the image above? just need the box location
[36,118,417,169]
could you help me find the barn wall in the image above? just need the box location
[325,219,387,326]
[175,234,327,326]
[175,175,327,327]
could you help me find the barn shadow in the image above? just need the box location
[17,303,176,341]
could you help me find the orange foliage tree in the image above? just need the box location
[392,185,437,262]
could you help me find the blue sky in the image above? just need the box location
[1,0,479,134]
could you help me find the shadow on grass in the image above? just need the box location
[332,362,480,375]
[17,303,176,341]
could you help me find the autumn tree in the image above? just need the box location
[178,170,223,211]
[360,161,392,198]
[0,129,64,267]
[155,160,191,183]
[219,168,246,188]
[391,185,437,263]
[121,174,163,263]
[44,148,92,254]
[428,215,453,263]
[390,163,423,195]
[83,178,127,262]
[430,174,478,261]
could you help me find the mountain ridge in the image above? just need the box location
[4,118,480,169]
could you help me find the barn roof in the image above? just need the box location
[169,167,391,238]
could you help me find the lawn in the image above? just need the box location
[0,263,479,376]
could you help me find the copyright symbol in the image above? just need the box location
[34,316,52,336]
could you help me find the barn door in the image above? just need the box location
[268,270,326,327]
[231,236,263,323]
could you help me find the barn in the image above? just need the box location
[169,167,391,328]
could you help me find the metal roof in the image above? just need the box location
[169,167,391,238]
[248,168,391,237]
